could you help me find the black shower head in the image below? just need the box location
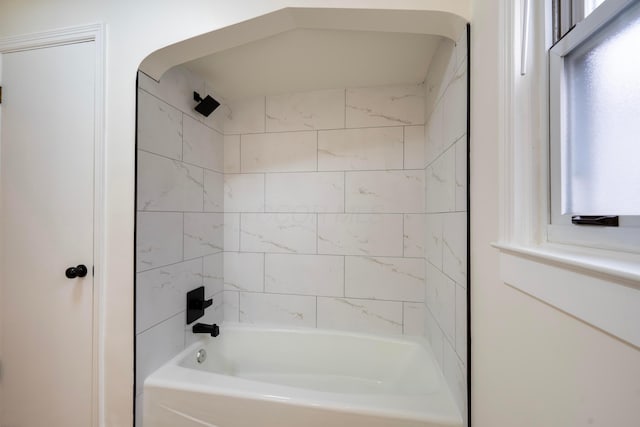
[193,92,220,117]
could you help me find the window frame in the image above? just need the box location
[494,0,640,350]
[548,0,640,254]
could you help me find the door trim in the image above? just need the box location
[0,23,106,427]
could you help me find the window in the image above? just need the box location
[549,0,640,253]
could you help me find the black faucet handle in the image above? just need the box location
[186,286,212,324]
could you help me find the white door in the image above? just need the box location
[0,41,95,426]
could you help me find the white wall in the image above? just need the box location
[135,66,225,424]
[471,1,640,427]
[0,2,469,425]
[221,84,427,335]
[423,33,468,423]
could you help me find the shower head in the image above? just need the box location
[193,92,220,117]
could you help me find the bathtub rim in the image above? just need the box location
[144,322,463,426]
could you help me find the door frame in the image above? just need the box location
[0,23,106,427]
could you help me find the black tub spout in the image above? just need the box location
[192,323,219,337]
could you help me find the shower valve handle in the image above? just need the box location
[65,264,88,279]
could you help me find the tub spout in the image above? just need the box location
[192,323,219,337]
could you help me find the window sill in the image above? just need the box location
[492,242,640,348]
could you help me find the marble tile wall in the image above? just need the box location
[222,82,427,336]
[422,31,469,424]
[135,68,225,405]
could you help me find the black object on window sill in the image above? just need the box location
[571,215,619,227]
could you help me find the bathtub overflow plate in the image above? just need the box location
[196,349,207,364]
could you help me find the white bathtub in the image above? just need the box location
[143,323,463,427]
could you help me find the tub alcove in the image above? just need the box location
[135,5,470,427]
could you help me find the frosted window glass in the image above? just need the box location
[564,3,640,215]
[584,0,607,18]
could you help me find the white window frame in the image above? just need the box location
[548,0,640,254]
[494,0,640,349]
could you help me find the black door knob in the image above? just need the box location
[65,264,88,279]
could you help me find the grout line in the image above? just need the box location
[316,213,319,254]
[136,252,223,274]
[233,288,422,304]
[218,251,425,260]
[402,302,405,335]
[225,124,412,136]
[238,214,242,252]
[217,167,427,175]
[137,148,224,175]
[315,296,318,327]
[263,252,266,292]
[136,310,186,336]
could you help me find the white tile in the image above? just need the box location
[266,89,345,132]
[183,115,224,172]
[223,291,240,322]
[265,172,344,213]
[426,146,455,213]
[136,212,183,272]
[224,252,264,292]
[346,84,424,128]
[317,214,403,256]
[138,66,206,119]
[135,313,185,396]
[241,131,316,173]
[203,252,223,297]
[425,262,456,343]
[425,214,444,269]
[403,302,426,336]
[224,135,241,173]
[345,256,424,302]
[224,96,265,134]
[224,173,264,212]
[455,138,467,211]
[318,127,403,171]
[202,81,227,133]
[136,258,202,333]
[443,212,467,286]
[425,307,444,369]
[265,254,343,297]
[224,213,240,252]
[137,89,182,160]
[183,213,224,258]
[404,214,426,258]
[455,283,467,361]
[137,151,204,212]
[239,292,316,327]
[203,170,223,212]
[345,170,424,213]
[404,125,426,169]
[317,297,402,335]
[425,101,445,165]
[455,27,468,70]
[423,40,455,120]
[443,60,467,147]
[241,213,316,254]
[443,340,467,419]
